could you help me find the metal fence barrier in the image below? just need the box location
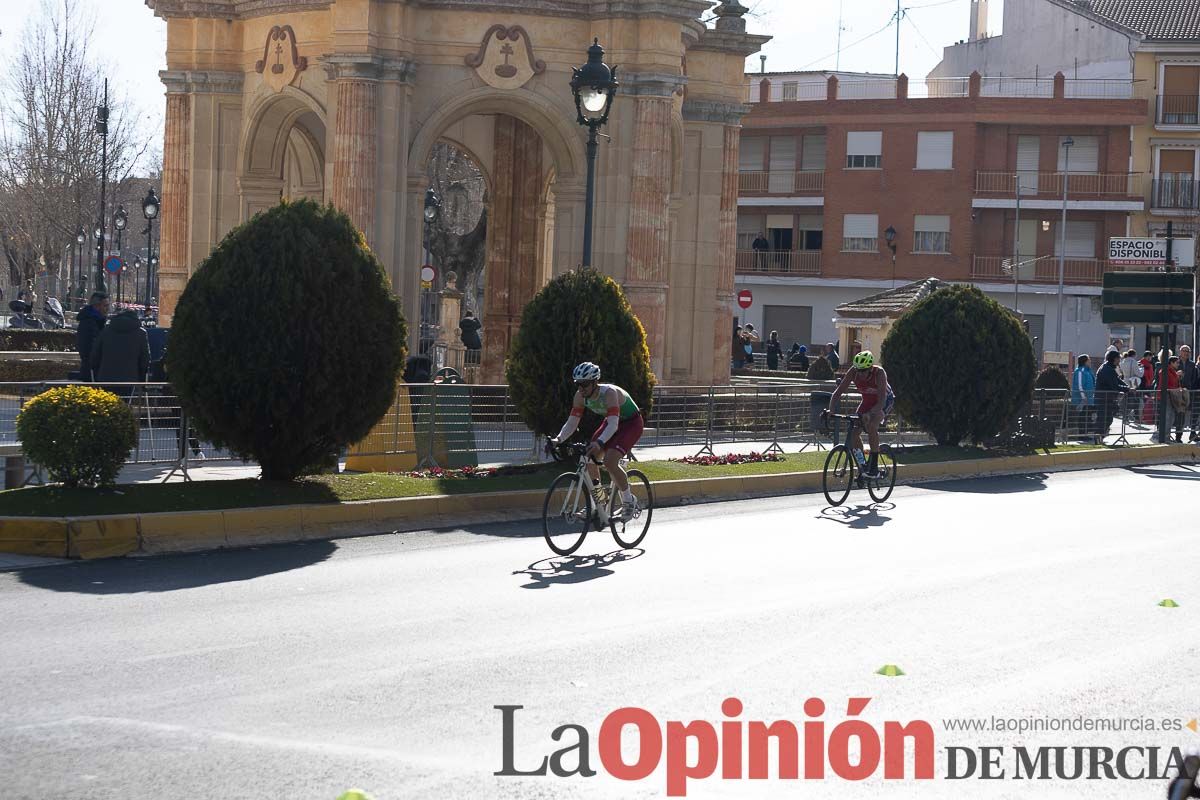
[0,383,1189,483]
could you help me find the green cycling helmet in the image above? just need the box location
[852,350,875,370]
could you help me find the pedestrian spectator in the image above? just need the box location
[731,325,746,370]
[1070,354,1095,437]
[1175,345,1198,442]
[75,292,109,381]
[1094,350,1128,439]
[765,330,783,371]
[90,308,149,400]
[1105,338,1123,358]
[1117,348,1140,424]
[742,324,760,366]
[17,280,36,306]
[789,343,810,372]
[826,343,840,371]
[1156,355,1185,443]
[459,310,482,352]
[751,232,769,271]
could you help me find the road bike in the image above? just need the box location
[542,442,654,556]
[821,412,897,506]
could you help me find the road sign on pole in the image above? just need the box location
[737,289,753,309]
[103,256,123,275]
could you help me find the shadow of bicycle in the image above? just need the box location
[514,549,645,589]
[818,502,895,530]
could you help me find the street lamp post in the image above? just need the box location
[570,39,619,269]
[421,188,441,355]
[884,225,898,288]
[74,228,85,303]
[1055,136,1073,352]
[95,78,110,294]
[113,205,127,306]
[142,188,159,309]
[1012,173,1022,312]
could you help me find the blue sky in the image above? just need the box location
[0,0,1004,143]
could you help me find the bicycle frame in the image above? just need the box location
[556,450,631,526]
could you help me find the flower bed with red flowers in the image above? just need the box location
[401,465,498,479]
[669,452,784,467]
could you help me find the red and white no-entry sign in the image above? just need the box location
[737,289,753,309]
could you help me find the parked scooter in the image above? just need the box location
[42,297,65,329]
[7,300,43,328]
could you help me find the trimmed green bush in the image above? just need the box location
[1035,366,1070,390]
[881,285,1036,446]
[16,385,137,488]
[0,329,76,352]
[506,268,656,437]
[806,356,835,381]
[167,200,407,481]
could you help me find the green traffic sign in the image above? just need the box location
[1101,271,1195,325]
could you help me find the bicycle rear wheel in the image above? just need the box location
[610,469,654,549]
[822,445,853,506]
[867,449,897,503]
[543,473,592,555]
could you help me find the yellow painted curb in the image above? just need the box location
[67,517,139,560]
[223,506,304,547]
[300,502,376,540]
[0,517,68,558]
[140,510,226,554]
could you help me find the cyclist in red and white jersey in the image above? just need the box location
[549,362,644,516]
[826,350,892,478]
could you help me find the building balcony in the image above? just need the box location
[971,255,1108,285]
[975,171,1140,198]
[1156,95,1200,127]
[735,250,822,276]
[738,170,824,195]
[745,75,1136,104]
[1150,179,1200,211]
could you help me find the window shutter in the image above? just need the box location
[846,131,882,156]
[916,132,953,170]
[766,214,793,230]
[1160,149,1195,175]
[843,214,878,239]
[1059,136,1099,173]
[796,214,823,231]
[914,214,950,233]
[769,137,797,193]
[739,137,764,172]
[737,214,764,235]
[1163,65,1200,97]
[1055,221,1097,258]
[1017,136,1040,194]
[801,134,826,171]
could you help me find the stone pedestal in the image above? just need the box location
[436,273,467,374]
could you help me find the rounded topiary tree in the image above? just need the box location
[506,268,656,437]
[880,285,1035,446]
[807,356,835,381]
[1035,365,1070,390]
[168,200,406,480]
[17,386,137,488]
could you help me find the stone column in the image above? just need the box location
[157,70,243,324]
[623,74,682,380]
[714,122,740,381]
[325,56,381,246]
[158,89,191,324]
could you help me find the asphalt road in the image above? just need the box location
[1,465,1198,800]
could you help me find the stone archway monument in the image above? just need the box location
[148,0,766,384]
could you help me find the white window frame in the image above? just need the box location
[842,213,879,252]
[846,131,883,170]
[913,214,951,254]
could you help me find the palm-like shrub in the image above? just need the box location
[1035,366,1070,390]
[506,268,656,437]
[17,385,137,488]
[167,200,406,480]
[881,285,1035,446]
[807,356,835,381]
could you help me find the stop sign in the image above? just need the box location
[737,289,753,309]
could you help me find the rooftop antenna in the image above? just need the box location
[895,0,903,76]
[760,54,766,74]
[836,0,846,70]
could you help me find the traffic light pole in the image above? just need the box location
[1160,223,1174,445]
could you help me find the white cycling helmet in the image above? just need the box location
[572,362,601,382]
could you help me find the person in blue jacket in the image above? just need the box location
[1071,353,1096,437]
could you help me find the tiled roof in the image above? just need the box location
[834,278,945,318]
[1085,0,1200,40]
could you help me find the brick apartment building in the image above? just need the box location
[734,71,1145,362]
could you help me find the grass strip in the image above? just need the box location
[0,444,1134,518]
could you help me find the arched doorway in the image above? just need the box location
[413,103,568,382]
[240,92,327,217]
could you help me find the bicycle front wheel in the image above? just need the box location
[543,473,592,555]
[610,469,654,549]
[867,449,897,503]
[822,445,853,506]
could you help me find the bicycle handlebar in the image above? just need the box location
[823,412,862,421]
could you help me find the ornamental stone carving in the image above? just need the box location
[256,25,308,92]
[465,25,545,90]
